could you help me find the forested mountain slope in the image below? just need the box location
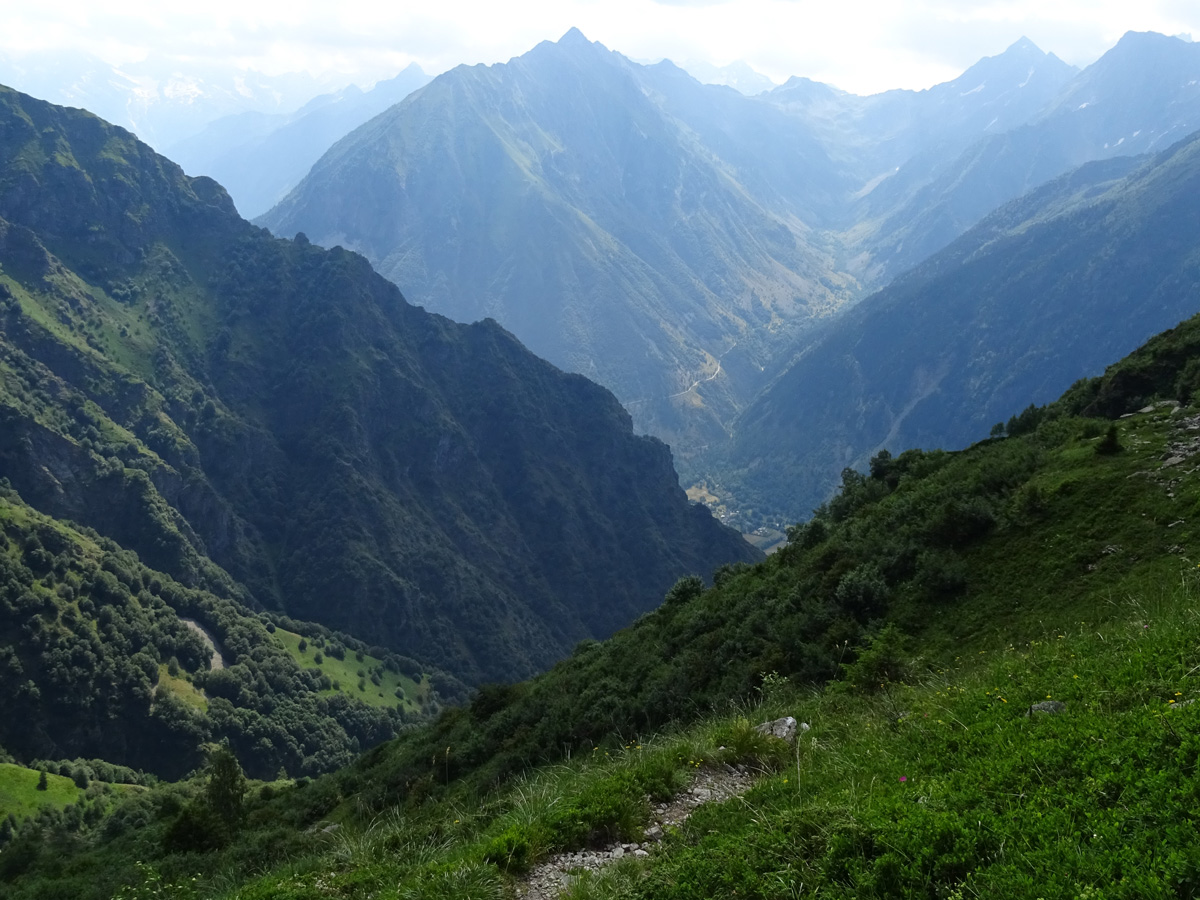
[719,128,1200,524]
[0,487,437,780]
[0,83,757,688]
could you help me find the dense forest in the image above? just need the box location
[0,485,453,780]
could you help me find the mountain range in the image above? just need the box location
[858,30,1200,282]
[0,50,348,150]
[259,30,1200,491]
[260,28,860,455]
[6,25,1200,900]
[11,273,1200,899]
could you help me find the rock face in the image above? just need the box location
[0,83,760,685]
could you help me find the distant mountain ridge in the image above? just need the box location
[678,59,776,95]
[252,29,1200,522]
[168,64,432,218]
[718,128,1200,521]
[0,83,758,685]
[0,50,347,150]
[861,31,1200,281]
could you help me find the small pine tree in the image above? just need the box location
[204,744,246,828]
[35,770,48,791]
[1096,423,1123,455]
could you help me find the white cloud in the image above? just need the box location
[2,0,1198,95]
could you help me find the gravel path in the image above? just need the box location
[514,764,758,900]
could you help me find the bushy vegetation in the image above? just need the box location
[14,564,1200,899]
[571,581,1200,899]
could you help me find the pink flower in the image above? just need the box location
[899,776,907,783]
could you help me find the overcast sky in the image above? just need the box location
[3,0,1198,95]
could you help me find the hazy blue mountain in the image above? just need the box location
[0,83,758,685]
[768,37,1077,198]
[0,50,342,150]
[678,59,777,95]
[256,33,1087,461]
[862,31,1200,282]
[167,65,431,218]
[718,131,1200,523]
[255,28,1196,500]
[259,29,860,456]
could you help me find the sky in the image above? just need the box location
[1,0,1198,95]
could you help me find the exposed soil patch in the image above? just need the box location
[182,617,225,670]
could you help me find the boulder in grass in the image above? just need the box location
[754,716,810,744]
[1026,700,1066,716]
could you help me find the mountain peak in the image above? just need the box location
[1086,30,1198,75]
[1112,30,1185,51]
[1006,36,1042,55]
[558,27,591,46]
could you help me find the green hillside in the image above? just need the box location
[274,627,434,714]
[7,309,1200,898]
[0,764,81,821]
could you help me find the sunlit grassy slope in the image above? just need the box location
[0,765,81,821]
[99,564,1200,900]
[274,628,433,714]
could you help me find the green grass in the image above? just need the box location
[156,664,208,711]
[0,764,81,821]
[274,629,431,713]
[917,406,1199,654]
